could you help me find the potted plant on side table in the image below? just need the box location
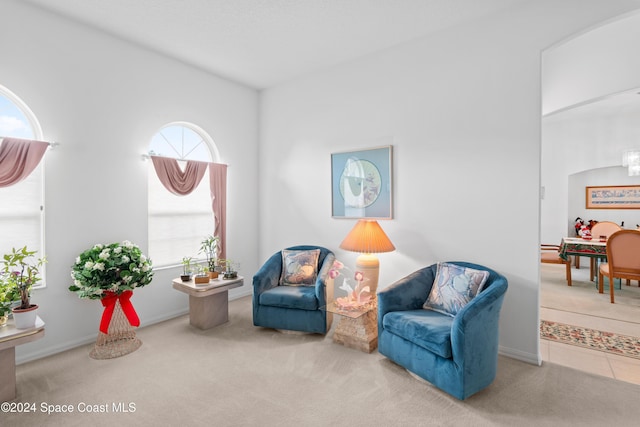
[1,246,46,329]
[194,264,210,284]
[199,235,220,279]
[181,256,194,281]
[218,259,238,279]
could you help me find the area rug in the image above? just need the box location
[540,320,640,360]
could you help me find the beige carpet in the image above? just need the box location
[7,296,640,427]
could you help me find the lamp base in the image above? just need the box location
[355,253,380,298]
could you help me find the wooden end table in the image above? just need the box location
[0,316,45,402]
[172,276,243,330]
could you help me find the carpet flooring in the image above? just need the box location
[6,296,640,426]
[540,320,640,359]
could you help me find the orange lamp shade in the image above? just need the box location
[339,220,395,254]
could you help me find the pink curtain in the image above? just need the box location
[151,156,228,259]
[0,138,49,188]
[151,156,208,195]
[209,163,227,259]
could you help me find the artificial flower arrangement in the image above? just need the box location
[69,240,153,300]
[69,241,153,334]
[328,260,372,310]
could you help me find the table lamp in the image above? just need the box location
[339,219,395,296]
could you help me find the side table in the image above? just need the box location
[172,276,243,330]
[0,316,45,402]
[326,299,377,353]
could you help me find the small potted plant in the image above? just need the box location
[181,256,194,281]
[219,259,238,280]
[194,264,210,285]
[1,246,46,329]
[199,235,220,279]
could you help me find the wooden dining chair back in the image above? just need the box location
[587,221,622,280]
[598,230,640,303]
[590,221,622,239]
[541,244,572,286]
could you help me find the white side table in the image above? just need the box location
[0,316,45,402]
[172,277,243,329]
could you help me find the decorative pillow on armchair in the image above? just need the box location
[280,249,321,286]
[423,262,489,317]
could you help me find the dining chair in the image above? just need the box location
[598,230,640,303]
[588,221,622,280]
[541,244,572,286]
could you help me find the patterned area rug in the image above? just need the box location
[540,320,640,359]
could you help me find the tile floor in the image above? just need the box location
[540,264,640,385]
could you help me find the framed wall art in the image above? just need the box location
[331,145,393,219]
[585,185,640,209]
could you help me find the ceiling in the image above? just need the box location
[23,0,529,89]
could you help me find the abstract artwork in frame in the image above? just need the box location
[585,185,640,209]
[331,146,392,219]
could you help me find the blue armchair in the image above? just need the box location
[378,262,508,400]
[253,245,335,334]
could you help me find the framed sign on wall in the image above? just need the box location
[331,145,393,219]
[586,185,640,209]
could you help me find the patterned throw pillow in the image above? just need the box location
[423,262,489,317]
[280,249,321,286]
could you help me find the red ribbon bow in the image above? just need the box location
[99,290,140,334]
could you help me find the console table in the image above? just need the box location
[0,316,45,402]
[172,276,243,330]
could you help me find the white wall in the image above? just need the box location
[1,1,259,362]
[542,111,640,242]
[543,10,640,115]
[260,0,640,364]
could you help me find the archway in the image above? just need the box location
[540,10,640,382]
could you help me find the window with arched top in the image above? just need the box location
[0,85,46,282]
[148,123,220,267]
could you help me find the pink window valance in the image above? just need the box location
[150,155,228,259]
[151,156,208,195]
[0,137,49,188]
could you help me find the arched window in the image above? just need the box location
[148,122,219,267]
[0,85,45,286]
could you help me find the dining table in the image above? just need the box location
[558,237,608,285]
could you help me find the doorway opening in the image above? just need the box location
[540,11,640,384]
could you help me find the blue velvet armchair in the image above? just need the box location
[378,261,508,400]
[253,245,335,334]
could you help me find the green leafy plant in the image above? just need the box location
[1,246,46,310]
[69,240,153,300]
[0,280,20,317]
[196,264,209,276]
[218,259,238,279]
[181,256,194,276]
[199,235,220,272]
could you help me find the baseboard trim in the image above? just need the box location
[16,294,256,365]
[499,345,541,366]
[16,307,190,365]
